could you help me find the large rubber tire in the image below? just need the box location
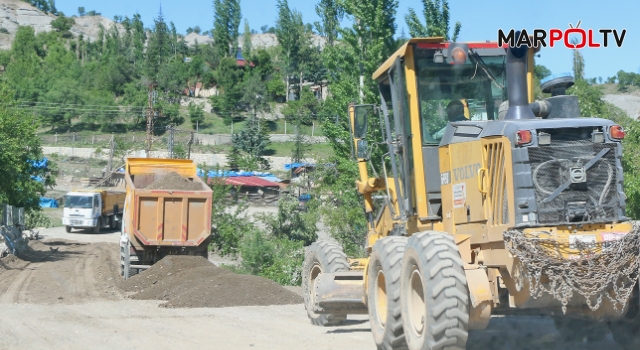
[400,231,469,350]
[553,316,608,343]
[120,240,140,279]
[368,236,408,350]
[93,218,102,234]
[302,241,350,326]
[65,226,71,233]
[609,297,640,350]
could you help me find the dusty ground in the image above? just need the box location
[0,226,627,350]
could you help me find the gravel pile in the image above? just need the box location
[122,255,303,308]
[144,172,203,191]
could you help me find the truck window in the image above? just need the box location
[94,196,99,208]
[64,196,93,209]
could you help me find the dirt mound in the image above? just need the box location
[123,255,303,308]
[144,172,203,191]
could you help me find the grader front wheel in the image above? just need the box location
[367,236,408,350]
[609,299,640,350]
[302,241,350,326]
[400,232,469,350]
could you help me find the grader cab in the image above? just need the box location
[302,34,640,350]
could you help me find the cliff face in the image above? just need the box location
[0,0,122,50]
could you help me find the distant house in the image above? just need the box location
[236,48,255,68]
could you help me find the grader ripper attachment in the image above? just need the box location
[302,33,640,350]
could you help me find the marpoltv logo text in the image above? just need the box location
[498,21,626,49]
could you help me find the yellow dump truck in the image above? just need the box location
[63,189,125,233]
[119,158,213,279]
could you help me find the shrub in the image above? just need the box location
[25,209,51,229]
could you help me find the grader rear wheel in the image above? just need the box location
[302,241,350,326]
[400,231,469,350]
[368,236,408,350]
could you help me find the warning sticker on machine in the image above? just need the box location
[569,234,596,250]
[453,183,466,208]
[601,232,626,251]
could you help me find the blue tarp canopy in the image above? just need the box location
[284,163,316,170]
[196,168,281,182]
[40,197,59,208]
[258,175,283,183]
[29,158,49,182]
[28,158,49,169]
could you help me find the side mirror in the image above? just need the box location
[353,105,373,139]
[356,139,369,159]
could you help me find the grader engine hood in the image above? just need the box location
[509,119,627,226]
[441,117,627,227]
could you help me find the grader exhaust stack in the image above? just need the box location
[505,31,536,120]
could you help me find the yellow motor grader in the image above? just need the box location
[302,33,640,350]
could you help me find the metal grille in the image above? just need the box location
[484,141,509,225]
[529,143,619,225]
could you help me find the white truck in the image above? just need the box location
[62,189,126,233]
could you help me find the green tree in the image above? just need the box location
[242,19,252,58]
[311,0,399,255]
[571,39,585,81]
[25,0,53,13]
[240,72,268,116]
[208,176,253,257]
[282,86,319,125]
[146,7,172,79]
[50,14,75,36]
[275,0,304,102]
[231,115,270,170]
[5,26,40,101]
[210,57,244,123]
[262,194,318,245]
[0,84,55,210]
[212,0,241,57]
[405,0,461,41]
[314,0,343,46]
[534,64,551,80]
[188,102,205,129]
[291,125,311,163]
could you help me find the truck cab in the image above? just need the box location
[62,190,124,233]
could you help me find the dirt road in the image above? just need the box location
[0,227,626,350]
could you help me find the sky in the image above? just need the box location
[57,0,640,80]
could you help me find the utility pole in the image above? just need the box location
[108,134,114,173]
[145,83,157,158]
[167,125,175,158]
[188,132,194,159]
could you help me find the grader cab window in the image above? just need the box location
[414,46,507,144]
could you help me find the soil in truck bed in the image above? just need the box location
[123,255,303,308]
[144,172,204,191]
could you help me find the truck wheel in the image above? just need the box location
[368,236,408,350]
[65,226,72,233]
[302,241,349,326]
[120,240,140,279]
[553,316,608,343]
[400,231,469,350]
[109,216,115,230]
[609,300,640,350]
[93,218,102,234]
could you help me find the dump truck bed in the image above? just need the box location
[123,158,212,247]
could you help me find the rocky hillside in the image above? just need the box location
[184,32,327,50]
[0,0,122,50]
[604,94,640,120]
